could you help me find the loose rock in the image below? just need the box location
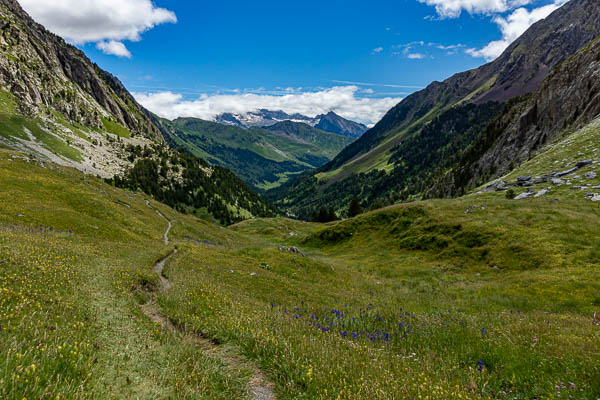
[483,180,508,192]
[555,167,578,177]
[576,160,593,168]
[278,246,306,257]
[515,191,534,200]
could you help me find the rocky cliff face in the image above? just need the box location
[430,36,600,197]
[0,0,160,139]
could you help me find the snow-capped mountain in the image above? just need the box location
[215,109,367,138]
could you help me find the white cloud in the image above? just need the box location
[466,1,567,60]
[434,43,466,55]
[97,40,131,58]
[372,47,384,53]
[19,0,176,56]
[418,0,534,18]
[330,80,424,89]
[392,42,427,59]
[134,86,403,126]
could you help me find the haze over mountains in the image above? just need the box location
[156,116,354,191]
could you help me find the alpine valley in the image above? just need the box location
[155,115,357,191]
[1,0,600,399]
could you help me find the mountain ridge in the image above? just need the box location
[428,35,600,197]
[0,0,161,139]
[325,0,600,174]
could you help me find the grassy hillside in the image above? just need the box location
[159,118,354,191]
[1,136,599,399]
[269,101,503,219]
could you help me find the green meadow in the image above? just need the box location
[0,146,599,399]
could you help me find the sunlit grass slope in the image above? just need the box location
[0,144,599,399]
[0,149,253,399]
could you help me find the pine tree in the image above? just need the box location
[318,207,329,223]
[348,197,362,218]
[327,208,337,222]
[311,210,319,222]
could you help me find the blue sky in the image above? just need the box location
[20,0,567,124]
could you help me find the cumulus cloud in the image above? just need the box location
[97,40,132,58]
[467,1,567,60]
[134,86,403,126]
[19,0,176,57]
[372,47,384,53]
[418,0,534,18]
[406,53,427,59]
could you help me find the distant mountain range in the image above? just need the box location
[215,110,367,138]
[271,0,600,219]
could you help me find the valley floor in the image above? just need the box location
[0,146,599,399]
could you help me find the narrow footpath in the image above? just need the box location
[142,200,276,400]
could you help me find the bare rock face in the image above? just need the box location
[0,0,161,140]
